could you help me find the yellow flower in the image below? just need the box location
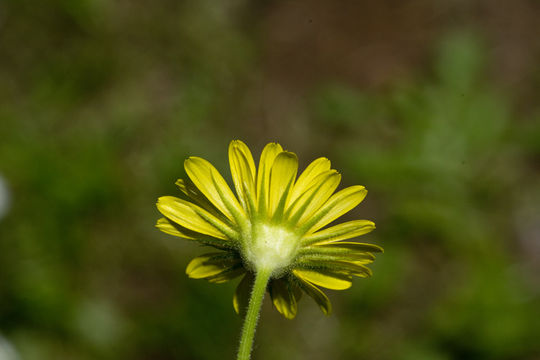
[156,140,382,319]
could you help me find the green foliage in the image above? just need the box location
[312,32,540,360]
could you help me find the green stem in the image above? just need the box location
[237,268,272,360]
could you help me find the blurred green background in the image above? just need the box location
[1,1,540,359]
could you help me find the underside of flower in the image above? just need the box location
[156,140,382,320]
[244,223,299,275]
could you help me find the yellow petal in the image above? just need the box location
[268,152,298,219]
[298,257,373,278]
[302,220,376,246]
[186,252,241,280]
[328,260,373,278]
[293,269,352,290]
[289,157,331,204]
[269,278,298,319]
[175,178,223,219]
[349,258,375,265]
[157,196,236,240]
[256,143,283,216]
[156,217,235,250]
[233,273,253,316]
[301,185,367,235]
[228,140,257,213]
[314,241,383,253]
[286,170,341,226]
[297,247,376,263]
[184,157,246,225]
[156,217,197,239]
[294,275,332,315]
[207,267,245,283]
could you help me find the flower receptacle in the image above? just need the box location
[242,223,300,276]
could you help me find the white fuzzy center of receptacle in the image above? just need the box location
[245,224,300,274]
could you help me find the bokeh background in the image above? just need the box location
[1,1,540,359]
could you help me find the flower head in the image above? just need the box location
[156,140,382,319]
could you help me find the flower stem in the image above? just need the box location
[237,268,272,360]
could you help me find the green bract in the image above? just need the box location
[156,140,382,319]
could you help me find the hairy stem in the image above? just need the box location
[237,268,272,360]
